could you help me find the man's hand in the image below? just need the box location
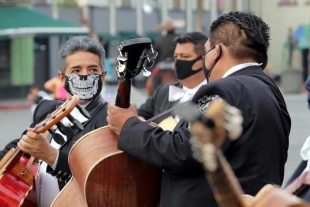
[107,103,138,135]
[18,128,57,167]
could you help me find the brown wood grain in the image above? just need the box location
[115,79,131,108]
[51,126,161,207]
[51,177,88,207]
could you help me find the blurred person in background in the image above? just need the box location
[44,76,66,100]
[139,32,208,124]
[154,18,186,64]
[27,85,52,114]
[145,61,177,96]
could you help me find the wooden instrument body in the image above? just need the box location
[0,95,79,207]
[51,126,161,207]
[0,150,38,207]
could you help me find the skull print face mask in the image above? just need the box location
[63,74,102,100]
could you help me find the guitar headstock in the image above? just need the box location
[33,95,79,134]
[115,38,158,81]
[174,101,243,172]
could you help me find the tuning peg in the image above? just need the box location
[226,124,242,140]
[48,129,65,145]
[117,75,125,82]
[202,143,218,172]
[117,55,127,62]
[66,114,84,131]
[148,51,158,60]
[144,60,154,69]
[56,122,75,139]
[142,68,151,77]
[75,105,90,119]
[118,64,126,73]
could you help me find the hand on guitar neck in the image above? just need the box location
[108,104,178,135]
[107,103,138,136]
[175,101,310,207]
[18,128,58,167]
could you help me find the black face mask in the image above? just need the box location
[175,56,202,80]
[63,74,102,100]
[202,45,222,82]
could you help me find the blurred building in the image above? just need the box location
[1,0,308,99]
[246,0,310,79]
[0,5,88,99]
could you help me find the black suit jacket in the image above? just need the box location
[117,66,291,207]
[0,95,108,190]
[137,82,181,124]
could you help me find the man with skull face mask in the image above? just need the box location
[107,12,291,207]
[137,32,208,124]
[0,36,108,206]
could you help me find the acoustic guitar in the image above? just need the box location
[0,95,79,207]
[51,38,162,207]
[175,101,310,207]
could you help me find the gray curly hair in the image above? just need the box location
[58,36,106,72]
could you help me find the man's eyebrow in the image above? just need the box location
[89,64,99,67]
[70,65,80,69]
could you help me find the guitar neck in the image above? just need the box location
[206,151,246,207]
[115,79,131,108]
[285,171,310,195]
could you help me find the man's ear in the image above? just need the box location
[58,71,65,86]
[101,70,107,82]
[213,44,222,61]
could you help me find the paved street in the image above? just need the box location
[0,89,308,185]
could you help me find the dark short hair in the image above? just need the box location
[209,12,270,68]
[174,32,208,56]
[58,36,106,73]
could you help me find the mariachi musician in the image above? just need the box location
[107,12,291,207]
[0,36,108,206]
[138,32,208,124]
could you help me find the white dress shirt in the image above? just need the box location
[169,80,207,122]
[222,62,262,78]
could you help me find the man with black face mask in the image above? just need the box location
[107,12,291,207]
[137,32,208,124]
[0,36,108,206]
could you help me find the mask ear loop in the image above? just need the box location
[207,45,222,81]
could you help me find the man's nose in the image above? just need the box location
[80,69,89,76]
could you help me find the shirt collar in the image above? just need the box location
[182,79,208,93]
[222,62,262,78]
[169,79,207,102]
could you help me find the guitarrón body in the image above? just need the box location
[51,126,161,207]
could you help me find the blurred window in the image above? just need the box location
[121,0,131,7]
[173,0,181,9]
[0,40,10,86]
